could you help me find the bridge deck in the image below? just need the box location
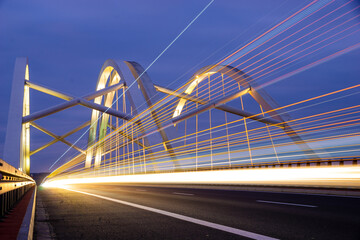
[36,184,360,240]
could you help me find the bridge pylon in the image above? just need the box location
[4,57,30,174]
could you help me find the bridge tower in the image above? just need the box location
[4,57,30,174]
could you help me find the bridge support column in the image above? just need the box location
[4,57,30,174]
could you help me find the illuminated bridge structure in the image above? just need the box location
[3,57,358,187]
[2,1,360,238]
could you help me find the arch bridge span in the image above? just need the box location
[4,58,322,179]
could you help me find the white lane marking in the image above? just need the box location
[173,192,194,196]
[228,189,360,199]
[135,189,147,192]
[256,200,317,208]
[62,187,278,240]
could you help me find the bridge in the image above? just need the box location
[1,0,360,239]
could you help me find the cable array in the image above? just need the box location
[47,0,360,181]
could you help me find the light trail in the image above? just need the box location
[258,42,360,89]
[196,18,360,105]
[94,32,358,150]
[59,0,354,171]
[79,120,358,178]
[228,0,353,73]
[155,0,337,105]
[49,132,360,180]
[92,83,360,154]
[222,0,333,65]
[176,3,360,107]
[43,166,360,188]
[95,111,359,164]
[45,1,360,183]
[241,18,360,84]
[47,89,360,179]
[148,2,356,121]
[102,26,360,145]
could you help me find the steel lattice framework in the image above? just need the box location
[4,57,318,176]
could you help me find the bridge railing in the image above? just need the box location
[232,157,359,169]
[0,158,35,218]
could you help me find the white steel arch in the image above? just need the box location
[85,60,179,169]
[173,64,319,160]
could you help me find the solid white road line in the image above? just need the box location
[135,189,147,192]
[173,192,194,196]
[62,187,278,240]
[256,200,317,208]
[230,189,360,199]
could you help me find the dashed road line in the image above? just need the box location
[256,200,317,208]
[173,192,194,196]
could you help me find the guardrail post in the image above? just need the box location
[10,190,13,210]
[6,192,10,213]
[10,191,13,209]
[0,194,5,217]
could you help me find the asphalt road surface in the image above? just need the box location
[36,184,360,240]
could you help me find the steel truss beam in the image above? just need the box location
[172,88,251,125]
[155,85,284,128]
[25,80,124,101]
[23,81,131,123]
[25,81,73,101]
[30,121,90,156]
[154,85,207,104]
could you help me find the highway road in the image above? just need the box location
[36,184,360,240]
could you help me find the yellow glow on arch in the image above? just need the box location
[85,65,121,169]
[173,71,217,118]
[25,64,29,80]
[23,64,30,174]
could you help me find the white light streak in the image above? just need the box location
[42,166,360,188]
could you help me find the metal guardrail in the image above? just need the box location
[190,158,359,172]
[0,158,35,218]
[151,158,360,174]
[235,157,359,169]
